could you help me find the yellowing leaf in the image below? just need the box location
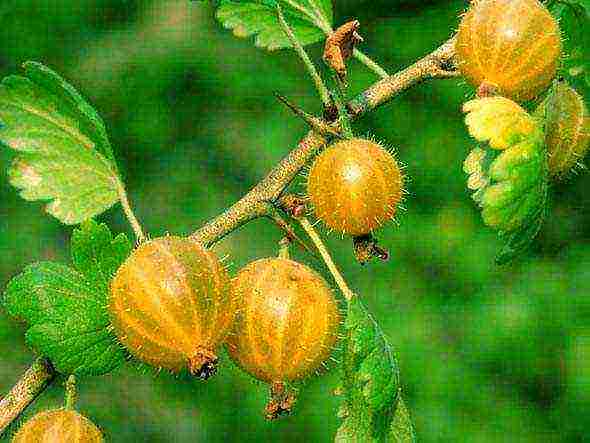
[462,97,549,263]
[463,97,538,150]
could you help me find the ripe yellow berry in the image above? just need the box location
[456,0,561,101]
[108,236,235,378]
[538,82,590,177]
[12,409,102,443]
[307,138,403,236]
[226,258,341,417]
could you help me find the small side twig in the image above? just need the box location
[274,93,342,138]
[0,358,55,436]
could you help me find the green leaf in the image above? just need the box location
[2,221,131,376]
[215,0,333,51]
[387,397,416,443]
[463,97,549,264]
[0,62,121,224]
[71,220,133,293]
[547,0,590,99]
[336,297,407,442]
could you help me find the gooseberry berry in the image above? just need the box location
[537,82,590,177]
[307,138,404,236]
[12,409,102,443]
[226,257,341,418]
[108,236,235,379]
[456,0,561,101]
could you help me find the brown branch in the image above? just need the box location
[0,358,55,436]
[190,37,458,246]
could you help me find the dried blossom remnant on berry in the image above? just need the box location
[352,235,390,265]
[323,20,364,81]
[265,382,297,420]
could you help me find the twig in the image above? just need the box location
[274,93,341,138]
[0,358,55,436]
[115,178,146,243]
[276,5,332,108]
[348,37,458,115]
[297,217,355,301]
[190,38,457,247]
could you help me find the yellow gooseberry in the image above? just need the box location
[226,257,341,419]
[307,138,403,236]
[456,0,561,101]
[108,236,235,379]
[12,409,102,443]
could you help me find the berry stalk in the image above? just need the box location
[298,216,355,302]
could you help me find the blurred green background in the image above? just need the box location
[1,0,589,441]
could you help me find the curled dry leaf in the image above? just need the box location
[323,20,364,80]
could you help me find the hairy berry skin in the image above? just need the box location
[307,138,403,236]
[456,0,561,101]
[226,258,340,384]
[108,236,234,377]
[12,409,102,443]
[539,82,590,177]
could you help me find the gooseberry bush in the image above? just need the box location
[0,0,589,441]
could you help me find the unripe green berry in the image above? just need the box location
[536,82,590,177]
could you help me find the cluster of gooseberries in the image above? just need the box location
[11,0,590,440]
[103,136,405,419]
[12,136,406,440]
[456,0,589,174]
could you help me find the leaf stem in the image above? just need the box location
[307,0,390,79]
[64,375,77,410]
[276,5,332,109]
[0,358,55,436]
[115,179,146,243]
[305,0,333,33]
[353,49,389,79]
[297,216,355,301]
[331,74,354,139]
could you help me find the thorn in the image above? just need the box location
[268,207,319,259]
[274,93,342,139]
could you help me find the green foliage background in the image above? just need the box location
[1,0,589,441]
